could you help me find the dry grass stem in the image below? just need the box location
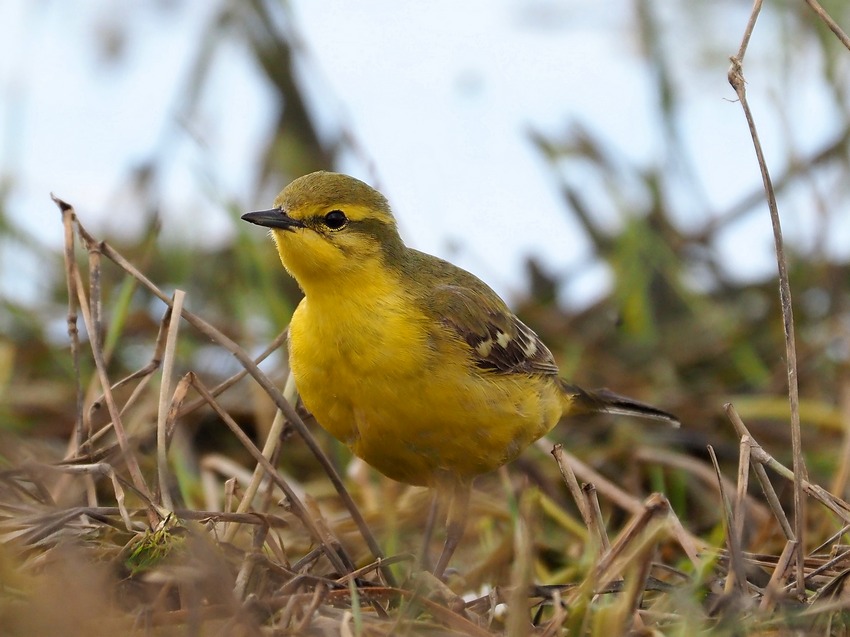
[805,0,850,50]
[57,196,85,451]
[228,410,286,532]
[759,539,798,611]
[731,405,850,525]
[708,445,747,595]
[544,440,707,552]
[582,482,611,554]
[551,443,590,526]
[734,436,752,558]
[59,201,155,516]
[188,373,353,574]
[157,291,185,511]
[635,445,770,524]
[729,1,807,595]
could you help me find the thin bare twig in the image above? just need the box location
[726,405,795,540]
[708,446,747,594]
[551,444,590,526]
[53,197,157,521]
[187,373,354,575]
[590,493,669,596]
[157,291,185,511]
[582,483,611,554]
[224,373,297,544]
[728,404,850,524]
[729,0,807,598]
[26,462,134,534]
[734,436,752,555]
[635,446,770,523]
[542,440,707,558]
[174,329,289,421]
[804,0,850,51]
[56,196,85,454]
[620,539,655,634]
[760,539,797,611]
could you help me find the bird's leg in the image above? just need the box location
[419,490,440,571]
[432,482,471,579]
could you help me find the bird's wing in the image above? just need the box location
[431,283,559,375]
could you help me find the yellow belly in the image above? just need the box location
[288,296,563,487]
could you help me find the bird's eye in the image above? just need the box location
[323,210,348,230]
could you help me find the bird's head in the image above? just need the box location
[242,172,405,289]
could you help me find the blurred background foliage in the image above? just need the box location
[1,0,850,526]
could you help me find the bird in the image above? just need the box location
[242,171,678,578]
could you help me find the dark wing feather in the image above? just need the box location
[431,283,559,376]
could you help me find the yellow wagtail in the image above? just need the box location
[242,171,678,577]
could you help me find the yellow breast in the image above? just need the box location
[288,290,563,487]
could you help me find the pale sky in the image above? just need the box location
[1,0,847,308]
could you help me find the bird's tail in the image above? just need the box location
[559,380,680,427]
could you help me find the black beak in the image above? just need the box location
[241,208,306,231]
